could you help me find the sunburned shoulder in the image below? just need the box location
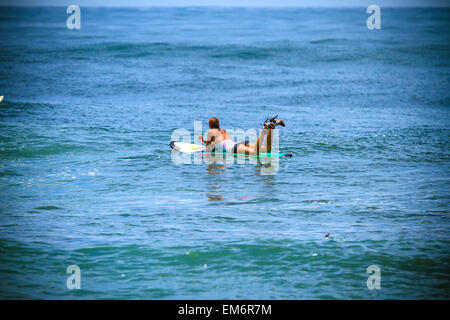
[208,128,222,136]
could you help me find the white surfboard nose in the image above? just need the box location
[170,141,205,153]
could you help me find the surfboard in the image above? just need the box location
[170,141,205,153]
[169,141,292,158]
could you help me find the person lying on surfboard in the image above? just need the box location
[198,116,285,155]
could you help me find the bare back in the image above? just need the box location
[207,128,224,144]
[205,128,231,152]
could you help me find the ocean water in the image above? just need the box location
[0,7,449,299]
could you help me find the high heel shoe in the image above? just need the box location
[270,115,285,127]
[263,118,275,129]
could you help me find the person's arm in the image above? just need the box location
[198,130,215,146]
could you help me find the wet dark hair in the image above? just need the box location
[208,117,220,129]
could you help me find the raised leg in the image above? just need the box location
[255,127,268,155]
[235,118,283,156]
[266,128,272,153]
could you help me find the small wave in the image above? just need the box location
[0,170,22,177]
[310,38,350,44]
[2,143,89,159]
[35,206,60,211]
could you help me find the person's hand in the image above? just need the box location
[198,135,203,142]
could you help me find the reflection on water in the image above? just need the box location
[204,161,279,202]
[206,163,227,201]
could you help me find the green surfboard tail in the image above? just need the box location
[201,152,292,158]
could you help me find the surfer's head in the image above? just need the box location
[208,117,220,129]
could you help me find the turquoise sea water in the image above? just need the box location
[0,7,449,299]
